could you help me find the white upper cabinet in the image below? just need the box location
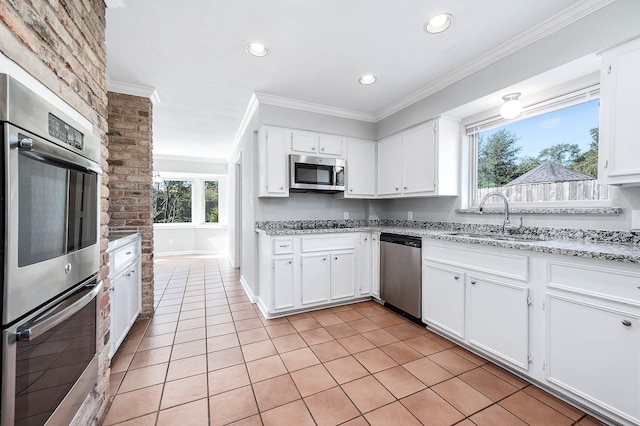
[377,134,403,195]
[599,37,640,185]
[377,117,459,197]
[291,130,343,156]
[346,139,376,197]
[258,127,288,197]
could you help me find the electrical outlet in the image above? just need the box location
[408,211,413,220]
[632,210,640,230]
[343,211,349,220]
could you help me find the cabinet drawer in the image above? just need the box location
[273,238,294,254]
[301,235,355,252]
[112,242,138,273]
[424,242,528,281]
[547,261,640,305]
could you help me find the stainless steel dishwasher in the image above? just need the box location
[380,233,422,321]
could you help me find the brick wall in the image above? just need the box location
[0,0,110,424]
[107,92,155,317]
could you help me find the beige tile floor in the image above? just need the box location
[103,255,606,426]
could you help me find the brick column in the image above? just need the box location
[107,92,154,317]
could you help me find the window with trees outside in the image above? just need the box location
[153,180,192,223]
[204,180,219,223]
[469,91,609,206]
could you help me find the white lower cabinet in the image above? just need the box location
[330,251,356,300]
[301,254,331,305]
[546,294,640,424]
[107,233,142,359]
[258,232,371,317]
[467,275,529,370]
[370,233,380,298]
[273,256,296,310]
[422,261,465,338]
[423,239,640,425]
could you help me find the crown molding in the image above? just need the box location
[374,0,615,121]
[227,93,260,161]
[254,92,377,123]
[106,76,160,104]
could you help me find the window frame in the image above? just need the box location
[153,174,225,226]
[465,84,611,209]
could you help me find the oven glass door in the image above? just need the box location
[2,278,101,426]
[18,144,98,267]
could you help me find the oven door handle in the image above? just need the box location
[15,280,103,342]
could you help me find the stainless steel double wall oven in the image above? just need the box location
[0,74,102,425]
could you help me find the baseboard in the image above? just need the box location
[240,275,257,303]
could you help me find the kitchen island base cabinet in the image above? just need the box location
[301,254,331,305]
[273,257,296,310]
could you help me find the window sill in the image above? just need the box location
[456,207,623,216]
[154,223,228,229]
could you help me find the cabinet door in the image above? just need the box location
[291,130,318,154]
[301,254,330,305]
[546,294,640,423]
[330,251,356,300]
[273,257,296,310]
[127,264,142,325]
[423,262,465,338]
[358,235,372,296]
[402,121,436,194]
[377,135,402,195]
[263,128,288,196]
[109,275,128,357]
[346,139,375,197]
[371,233,380,298]
[318,135,343,156]
[468,276,529,370]
[599,39,640,185]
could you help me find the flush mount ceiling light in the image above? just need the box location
[152,171,163,183]
[359,74,377,85]
[500,93,523,119]
[424,13,453,34]
[246,42,268,57]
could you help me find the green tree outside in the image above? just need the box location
[153,180,192,223]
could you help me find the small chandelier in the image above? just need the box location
[152,171,163,183]
[500,93,523,119]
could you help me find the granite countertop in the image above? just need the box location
[255,220,640,264]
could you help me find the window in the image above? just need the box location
[468,88,610,206]
[153,180,192,223]
[204,180,219,223]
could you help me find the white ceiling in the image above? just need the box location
[105,0,605,160]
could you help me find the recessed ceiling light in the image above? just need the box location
[359,74,377,85]
[425,13,453,34]
[246,42,268,57]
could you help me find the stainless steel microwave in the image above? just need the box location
[289,154,345,192]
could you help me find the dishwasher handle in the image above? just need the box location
[380,233,422,248]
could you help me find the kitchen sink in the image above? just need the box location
[444,232,539,242]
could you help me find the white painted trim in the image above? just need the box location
[227,93,260,161]
[107,77,160,104]
[374,0,615,121]
[254,92,377,123]
[105,0,126,8]
[154,153,227,164]
[256,298,271,319]
[240,275,257,303]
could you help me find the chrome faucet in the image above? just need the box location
[478,191,522,234]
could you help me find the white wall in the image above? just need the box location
[154,225,228,255]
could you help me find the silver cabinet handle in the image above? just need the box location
[15,281,103,342]
[395,187,399,191]
[279,244,289,248]
[404,187,407,190]
[454,276,459,280]
[288,260,292,264]
[622,320,632,327]
[126,251,132,255]
[470,280,477,285]
[321,148,325,151]
[334,257,338,260]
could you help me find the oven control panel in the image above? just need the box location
[48,113,84,151]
